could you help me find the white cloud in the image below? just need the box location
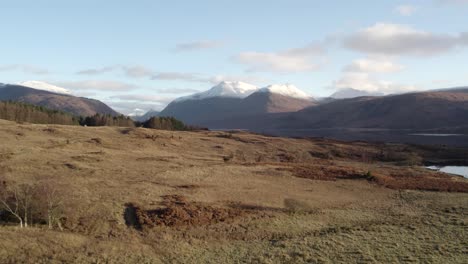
[156,87,201,94]
[77,66,116,75]
[208,74,269,85]
[0,64,49,75]
[343,57,405,73]
[174,40,224,52]
[122,66,154,78]
[234,43,325,73]
[77,65,212,83]
[151,72,204,82]
[75,65,268,86]
[343,23,468,56]
[54,80,137,91]
[332,72,418,94]
[77,65,154,78]
[395,5,416,16]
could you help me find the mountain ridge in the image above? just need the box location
[160,82,315,125]
[0,84,119,116]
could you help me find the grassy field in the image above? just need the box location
[0,119,467,263]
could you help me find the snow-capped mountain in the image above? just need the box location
[257,84,311,100]
[160,81,315,127]
[174,81,258,102]
[127,108,147,117]
[16,81,72,95]
[173,82,313,102]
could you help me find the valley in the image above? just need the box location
[0,120,466,263]
[3,2,468,263]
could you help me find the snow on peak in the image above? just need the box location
[127,108,147,117]
[16,81,72,95]
[174,81,258,102]
[258,84,311,100]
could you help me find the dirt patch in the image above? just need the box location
[88,138,102,144]
[120,128,134,135]
[132,195,248,228]
[277,153,296,162]
[64,163,79,170]
[136,156,174,162]
[71,155,103,163]
[42,127,57,133]
[174,184,201,190]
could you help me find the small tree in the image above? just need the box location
[0,181,36,228]
[0,180,24,227]
[0,178,65,230]
[39,182,64,230]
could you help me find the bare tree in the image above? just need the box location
[40,182,64,230]
[0,181,27,228]
[17,184,36,228]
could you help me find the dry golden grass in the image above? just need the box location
[0,119,467,263]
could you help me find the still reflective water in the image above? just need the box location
[426,166,468,178]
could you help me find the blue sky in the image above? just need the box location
[1,0,468,114]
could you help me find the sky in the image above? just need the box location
[1,0,468,114]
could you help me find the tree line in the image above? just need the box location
[0,101,205,131]
[0,101,79,125]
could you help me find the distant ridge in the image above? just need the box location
[330,88,384,99]
[0,83,119,116]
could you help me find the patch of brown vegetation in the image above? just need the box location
[134,195,247,228]
[283,163,468,193]
[280,164,367,181]
[370,170,468,193]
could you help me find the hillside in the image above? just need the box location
[0,84,119,116]
[287,88,468,129]
[0,120,467,262]
[240,91,316,114]
[160,97,243,125]
[0,101,79,125]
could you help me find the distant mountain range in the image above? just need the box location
[203,87,468,132]
[0,82,118,116]
[287,88,468,130]
[159,81,316,126]
[157,82,468,132]
[2,80,468,138]
[330,88,384,99]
